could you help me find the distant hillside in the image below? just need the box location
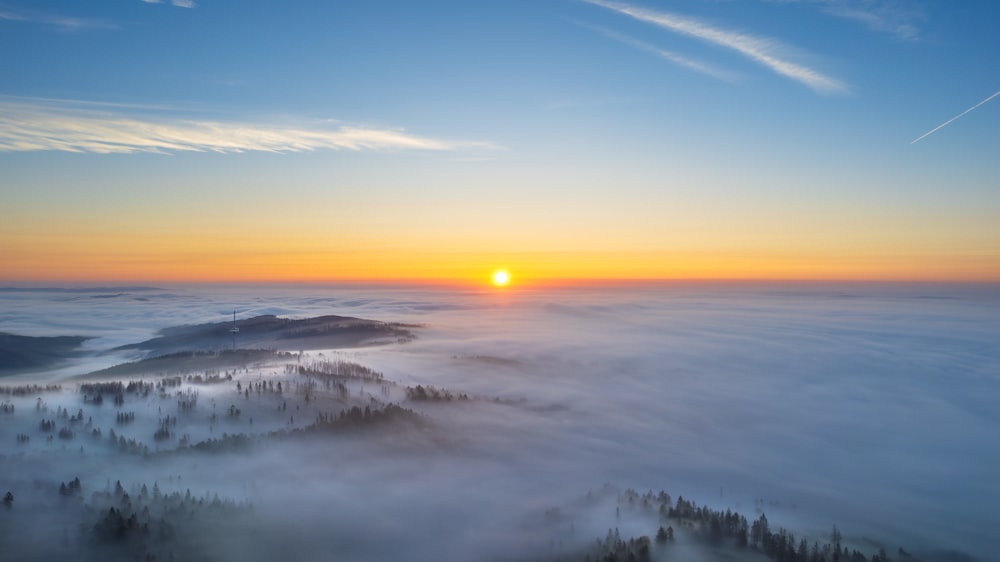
[0,286,162,293]
[116,314,418,357]
[0,332,90,373]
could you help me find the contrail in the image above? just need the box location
[575,21,735,81]
[582,0,847,94]
[911,88,1000,144]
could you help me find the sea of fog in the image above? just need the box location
[1,282,997,560]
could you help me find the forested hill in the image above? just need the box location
[115,314,417,357]
[0,333,90,374]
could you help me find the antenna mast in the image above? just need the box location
[229,309,239,351]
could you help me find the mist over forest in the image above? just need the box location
[0,283,996,561]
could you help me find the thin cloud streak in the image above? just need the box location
[0,6,116,30]
[583,0,848,94]
[142,0,197,7]
[0,95,181,113]
[0,101,490,154]
[772,0,921,41]
[911,89,1000,144]
[578,21,738,82]
[823,5,918,41]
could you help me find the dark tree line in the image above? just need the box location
[0,383,61,396]
[185,372,233,385]
[80,380,155,405]
[579,487,913,562]
[80,381,126,396]
[585,528,651,562]
[304,403,425,433]
[59,477,82,497]
[83,476,253,561]
[103,401,429,459]
[405,384,470,401]
[299,359,386,382]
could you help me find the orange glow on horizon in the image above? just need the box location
[2,244,999,285]
[4,190,999,285]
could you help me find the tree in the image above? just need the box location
[736,526,749,548]
[656,526,668,544]
[798,538,809,561]
[709,515,723,544]
[752,513,770,549]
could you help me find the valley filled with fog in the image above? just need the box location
[0,283,996,561]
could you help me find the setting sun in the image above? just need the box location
[491,269,511,287]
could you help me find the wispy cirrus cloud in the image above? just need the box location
[771,0,922,41]
[577,21,738,82]
[142,0,196,8]
[824,6,919,40]
[0,99,491,154]
[0,5,116,30]
[583,0,848,94]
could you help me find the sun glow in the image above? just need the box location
[491,269,511,287]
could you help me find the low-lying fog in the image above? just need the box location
[0,282,996,561]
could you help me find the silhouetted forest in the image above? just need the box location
[559,487,917,562]
[0,333,90,372]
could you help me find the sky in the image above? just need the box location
[1,0,998,284]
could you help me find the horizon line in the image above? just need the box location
[2,277,998,289]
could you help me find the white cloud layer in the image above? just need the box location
[0,100,484,154]
[0,283,995,561]
[585,0,848,94]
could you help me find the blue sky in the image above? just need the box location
[1,0,998,282]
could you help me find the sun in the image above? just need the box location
[491,269,511,287]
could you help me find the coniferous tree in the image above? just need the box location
[709,515,723,544]
[798,538,809,561]
[655,526,667,544]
